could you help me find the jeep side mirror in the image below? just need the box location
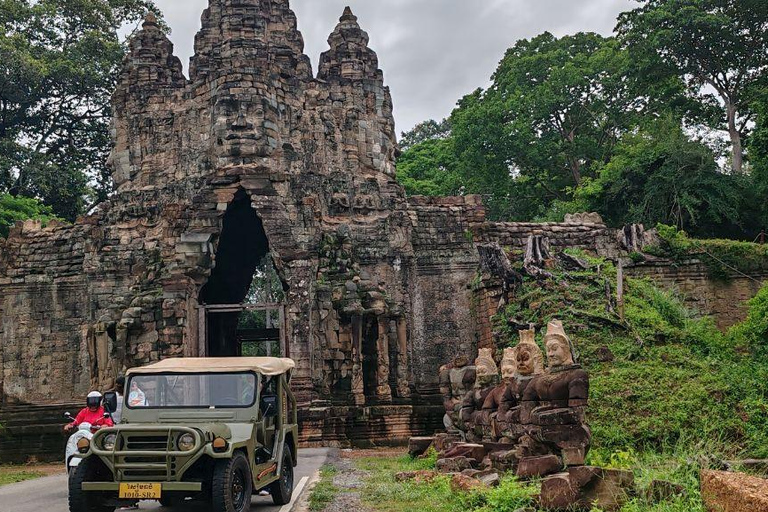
[260,394,278,418]
[103,391,118,414]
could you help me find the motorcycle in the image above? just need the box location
[64,393,118,472]
[64,414,97,472]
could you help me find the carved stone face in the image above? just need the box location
[516,347,535,376]
[211,95,269,160]
[546,338,574,367]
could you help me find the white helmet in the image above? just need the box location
[86,391,103,408]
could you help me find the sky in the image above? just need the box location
[151,0,634,135]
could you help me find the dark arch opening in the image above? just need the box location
[200,189,284,357]
[200,190,268,305]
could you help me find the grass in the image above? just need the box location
[339,447,718,512]
[308,464,340,511]
[0,467,45,487]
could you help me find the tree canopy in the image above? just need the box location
[616,0,768,174]
[397,0,768,238]
[0,0,161,221]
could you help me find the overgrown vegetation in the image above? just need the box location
[648,224,768,278]
[494,250,768,456]
[313,448,712,512]
[0,192,59,237]
[308,261,767,512]
[0,466,44,487]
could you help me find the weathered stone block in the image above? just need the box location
[701,470,768,512]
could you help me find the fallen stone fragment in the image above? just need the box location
[450,473,486,493]
[478,471,501,487]
[408,436,435,458]
[517,455,563,479]
[434,433,463,454]
[701,470,768,512]
[443,442,487,462]
[436,456,476,473]
[540,466,634,511]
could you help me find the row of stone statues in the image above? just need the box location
[439,320,591,471]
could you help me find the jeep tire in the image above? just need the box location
[212,452,253,512]
[269,448,294,506]
[68,458,112,512]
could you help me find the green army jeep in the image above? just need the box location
[69,357,299,512]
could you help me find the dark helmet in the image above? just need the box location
[86,391,103,409]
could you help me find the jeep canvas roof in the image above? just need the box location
[126,357,296,376]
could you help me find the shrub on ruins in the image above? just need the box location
[650,224,768,278]
[0,192,58,237]
[728,284,768,352]
[0,0,163,221]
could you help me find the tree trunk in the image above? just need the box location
[727,101,744,174]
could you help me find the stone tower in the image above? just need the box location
[0,0,485,444]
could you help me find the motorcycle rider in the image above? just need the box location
[63,391,114,434]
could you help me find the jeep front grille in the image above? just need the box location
[91,426,201,482]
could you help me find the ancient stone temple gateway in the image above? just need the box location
[0,1,763,458]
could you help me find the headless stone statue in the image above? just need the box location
[439,356,476,433]
[520,320,591,467]
[493,328,545,442]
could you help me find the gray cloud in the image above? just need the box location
[151,0,633,134]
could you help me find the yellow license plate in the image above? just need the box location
[119,482,162,499]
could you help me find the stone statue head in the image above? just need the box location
[474,348,499,388]
[500,347,516,381]
[514,328,545,376]
[544,319,576,367]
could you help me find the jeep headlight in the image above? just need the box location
[177,433,195,451]
[76,438,91,454]
[102,433,117,451]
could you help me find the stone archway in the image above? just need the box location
[199,189,287,357]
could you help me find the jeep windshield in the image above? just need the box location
[126,372,257,409]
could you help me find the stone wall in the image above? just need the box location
[627,261,768,329]
[407,196,484,397]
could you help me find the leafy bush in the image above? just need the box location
[462,476,537,512]
[728,284,768,352]
[0,193,60,237]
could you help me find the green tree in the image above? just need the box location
[448,32,663,220]
[0,0,162,220]
[0,192,58,237]
[745,91,768,236]
[617,0,768,174]
[399,118,451,152]
[396,137,460,197]
[570,117,741,236]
